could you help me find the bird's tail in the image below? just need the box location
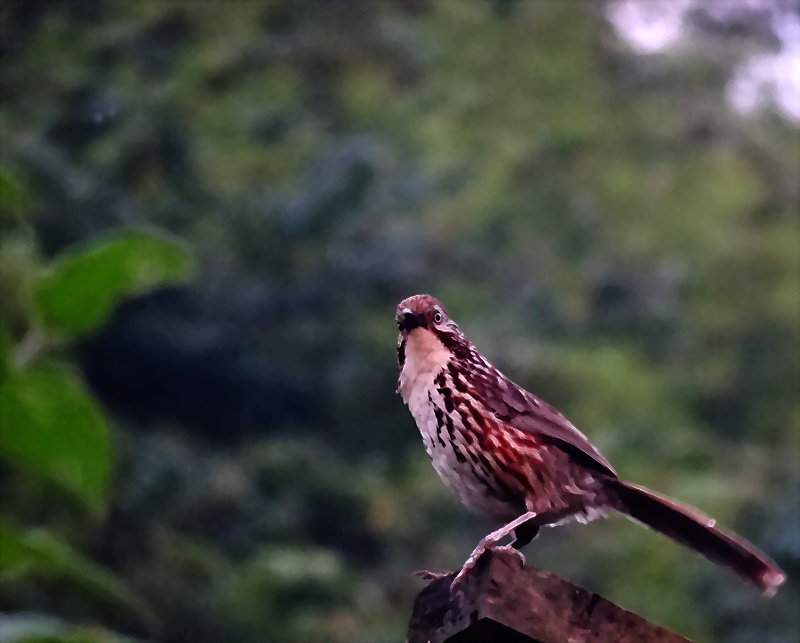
[606,478,786,596]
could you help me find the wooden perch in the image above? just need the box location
[408,548,691,643]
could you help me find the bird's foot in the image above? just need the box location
[449,511,539,590]
[450,542,526,590]
[413,569,452,581]
[497,543,527,567]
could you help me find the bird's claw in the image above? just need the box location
[450,558,479,589]
[449,543,526,590]
[498,543,527,568]
[450,537,490,590]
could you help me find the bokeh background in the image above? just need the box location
[1,1,798,641]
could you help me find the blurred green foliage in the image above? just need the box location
[1,218,191,640]
[1,1,798,642]
[0,520,158,637]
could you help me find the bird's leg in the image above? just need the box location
[451,511,538,589]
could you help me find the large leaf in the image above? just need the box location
[0,520,158,638]
[0,361,111,513]
[32,232,192,337]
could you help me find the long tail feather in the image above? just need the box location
[607,479,786,596]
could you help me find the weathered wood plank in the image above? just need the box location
[408,548,691,643]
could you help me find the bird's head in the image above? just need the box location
[396,294,469,372]
[396,294,452,335]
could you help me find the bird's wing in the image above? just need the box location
[472,366,618,478]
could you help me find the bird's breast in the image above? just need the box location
[400,353,523,520]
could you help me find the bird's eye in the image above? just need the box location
[432,312,443,324]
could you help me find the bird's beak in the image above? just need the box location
[397,309,423,333]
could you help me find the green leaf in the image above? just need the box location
[32,232,192,337]
[0,361,112,513]
[0,520,158,638]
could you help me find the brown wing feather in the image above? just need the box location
[433,325,617,478]
[475,366,617,478]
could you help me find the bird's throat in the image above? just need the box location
[398,328,451,403]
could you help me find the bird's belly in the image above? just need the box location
[429,435,521,522]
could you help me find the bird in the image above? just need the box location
[395,293,786,595]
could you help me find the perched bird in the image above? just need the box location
[396,293,785,595]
